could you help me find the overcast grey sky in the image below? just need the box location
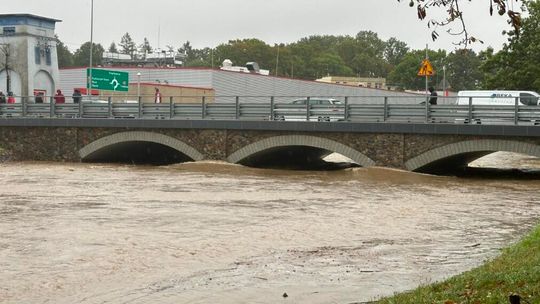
[5,0,512,53]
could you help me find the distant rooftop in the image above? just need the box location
[0,14,61,24]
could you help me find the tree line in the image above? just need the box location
[56,1,540,92]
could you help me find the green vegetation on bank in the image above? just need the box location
[375,224,540,304]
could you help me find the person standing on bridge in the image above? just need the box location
[54,89,65,104]
[7,92,15,104]
[429,86,438,105]
[154,87,162,103]
[0,91,5,103]
[35,92,44,104]
[72,89,82,104]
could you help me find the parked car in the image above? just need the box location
[274,98,344,121]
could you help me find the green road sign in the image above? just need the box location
[87,68,129,92]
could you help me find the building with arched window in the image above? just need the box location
[0,14,61,101]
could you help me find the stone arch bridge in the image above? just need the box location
[1,119,539,173]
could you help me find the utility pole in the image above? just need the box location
[275,44,280,77]
[443,65,447,96]
[88,0,94,95]
[425,44,429,93]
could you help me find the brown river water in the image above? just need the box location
[1,152,540,304]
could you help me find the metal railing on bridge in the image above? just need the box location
[1,95,539,125]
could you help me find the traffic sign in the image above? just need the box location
[417,59,435,76]
[87,68,129,92]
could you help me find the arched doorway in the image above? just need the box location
[33,70,55,98]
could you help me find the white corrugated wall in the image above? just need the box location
[60,68,423,104]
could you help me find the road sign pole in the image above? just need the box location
[425,44,428,94]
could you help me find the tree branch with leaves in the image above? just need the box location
[398,0,526,47]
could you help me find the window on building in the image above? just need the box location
[35,47,41,64]
[2,27,15,35]
[45,49,52,66]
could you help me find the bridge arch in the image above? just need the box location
[79,131,204,163]
[227,135,375,167]
[405,139,540,173]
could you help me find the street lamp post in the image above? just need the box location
[88,0,94,96]
[443,65,447,96]
[137,72,141,100]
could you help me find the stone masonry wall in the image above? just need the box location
[1,126,540,169]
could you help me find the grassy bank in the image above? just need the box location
[376,224,540,304]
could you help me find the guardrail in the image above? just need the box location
[1,95,539,125]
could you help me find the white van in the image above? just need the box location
[457,90,540,106]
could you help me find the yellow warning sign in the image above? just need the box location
[417,59,435,76]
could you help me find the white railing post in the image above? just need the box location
[138,96,142,118]
[306,97,310,121]
[108,97,112,118]
[514,97,519,125]
[235,96,240,120]
[170,96,174,119]
[78,97,83,118]
[383,97,388,122]
[425,100,430,123]
[201,96,206,119]
[344,97,349,122]
[50,96,55,118]
[468,97,473,123]
[270,96,274,121]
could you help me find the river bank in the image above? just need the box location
[375,223,540,303]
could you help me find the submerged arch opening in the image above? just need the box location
[414,151,493,175]
[238,146,360,170]
[407,140,540,177]
[82,141,194,165]
[227,135,375,171]
[79,132,204,166]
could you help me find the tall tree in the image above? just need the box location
[108,42,118,53]
[73,42,104,67]
[351,31,390,77]
[384,38,410,67]
[0,44,13,92]
[55,35,73,68]
[445,49,483,91]
[119,33,136,59]
[178,41,194,65]
[312,53,354,78]
[139,38,153,58]
[288,35,351,79]
[481,0,540,91]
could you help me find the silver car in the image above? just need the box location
[274,98,344,121]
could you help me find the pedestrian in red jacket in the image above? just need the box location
[7,92,15,104]
[54,89,65,104]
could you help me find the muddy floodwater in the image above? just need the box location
[1,152,540,304]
